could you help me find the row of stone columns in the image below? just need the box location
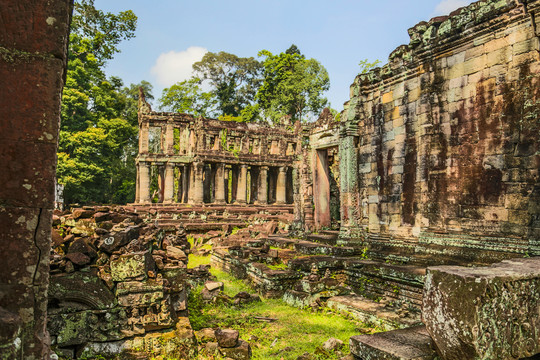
[137,162,289,205]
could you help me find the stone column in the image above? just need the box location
[276,166,287,204]
[139,162,151,203]
[237,164,248,204]
[191,162,204,204]
[165,123,174,154]
[215,163,226,204]
[163,163,175,203]
[338,120,360,243]
[135,163,140,203]
[257,166,268,204]
[139,122,149,153]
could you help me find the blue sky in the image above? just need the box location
[94,0,475,112]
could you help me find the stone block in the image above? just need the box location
[110,251,155,282]
[215,328,239,348]
[98,226,139,253]
[115,279,165,306]
[350,325,436,360]
[382,91,393,104]
[49,270,116,310]
[486,46,510,67]
[219,339,251,360]
[423,258,540,360]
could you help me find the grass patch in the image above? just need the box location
[189,294,361,359]
[187,259,364,359]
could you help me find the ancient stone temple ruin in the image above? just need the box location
[1,0,539,359]
[134,92,296,206]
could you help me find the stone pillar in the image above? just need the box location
[163,163,175,203]
[164,123,174,154]
[276,166,287,204]
[181,165,189,203]
[338,120,359,242]
[236,164,248,204]
[0,1,72,358]
[139,122,149,153]
[215,163,226,204]
[257,166,269,204]
[139,162,151,203]
[135,163,140,203]
[191,162,204,204]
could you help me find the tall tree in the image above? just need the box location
[159,78,217,117]
[57,0,145,205]
[256,45,330,123]
[192,52,262,117]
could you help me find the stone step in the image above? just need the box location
[349,325,437,360]
[320,229,340,236]
[294,240,358,256]
[326,295,422,330]
[306,233,338,246]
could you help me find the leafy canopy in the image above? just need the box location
[58,0,148,205]
[192,51,262,117]
[256,45,330,124]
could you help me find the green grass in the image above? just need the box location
[187,254,364,359]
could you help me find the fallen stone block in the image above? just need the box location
[219,339,251,360]
[215,328,239,348]
[423,257,540,360]
[110,251,155,282]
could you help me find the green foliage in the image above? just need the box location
[57,0,148,205]
[159,77,217,117]
[256,45,330,124]
[193,51,262,117]
[71,0,137,65]
[358,58,381,74]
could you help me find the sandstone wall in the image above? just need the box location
[342,0,540,264]
[0,1,72,358]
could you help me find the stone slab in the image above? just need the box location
[350,325,437,360]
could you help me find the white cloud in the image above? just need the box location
[150,46,208,87]
[433,0,470,16]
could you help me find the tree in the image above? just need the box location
[71,0,137,65]
[57,0,145,205]
[256,45,330,123]
[159,78,217,117]
[192,52,262,117]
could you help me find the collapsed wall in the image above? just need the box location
[341,0,540,265]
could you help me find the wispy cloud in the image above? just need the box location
[150,46,208,87]
[433,0,471,16]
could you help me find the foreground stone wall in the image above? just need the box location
[342,0,540,264]
[0,1,72,358]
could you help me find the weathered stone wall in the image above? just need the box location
[342,0,540,264]
[0,1,72,358]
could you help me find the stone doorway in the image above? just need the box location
[314,146,340,230]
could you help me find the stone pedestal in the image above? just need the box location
[214,164,226,204]
[276,166,287,204]
[236,165,248,204]
[139,163,151,203]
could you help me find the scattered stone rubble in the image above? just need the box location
[48,206,210,359]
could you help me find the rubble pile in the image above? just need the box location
[47,206,212,359]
